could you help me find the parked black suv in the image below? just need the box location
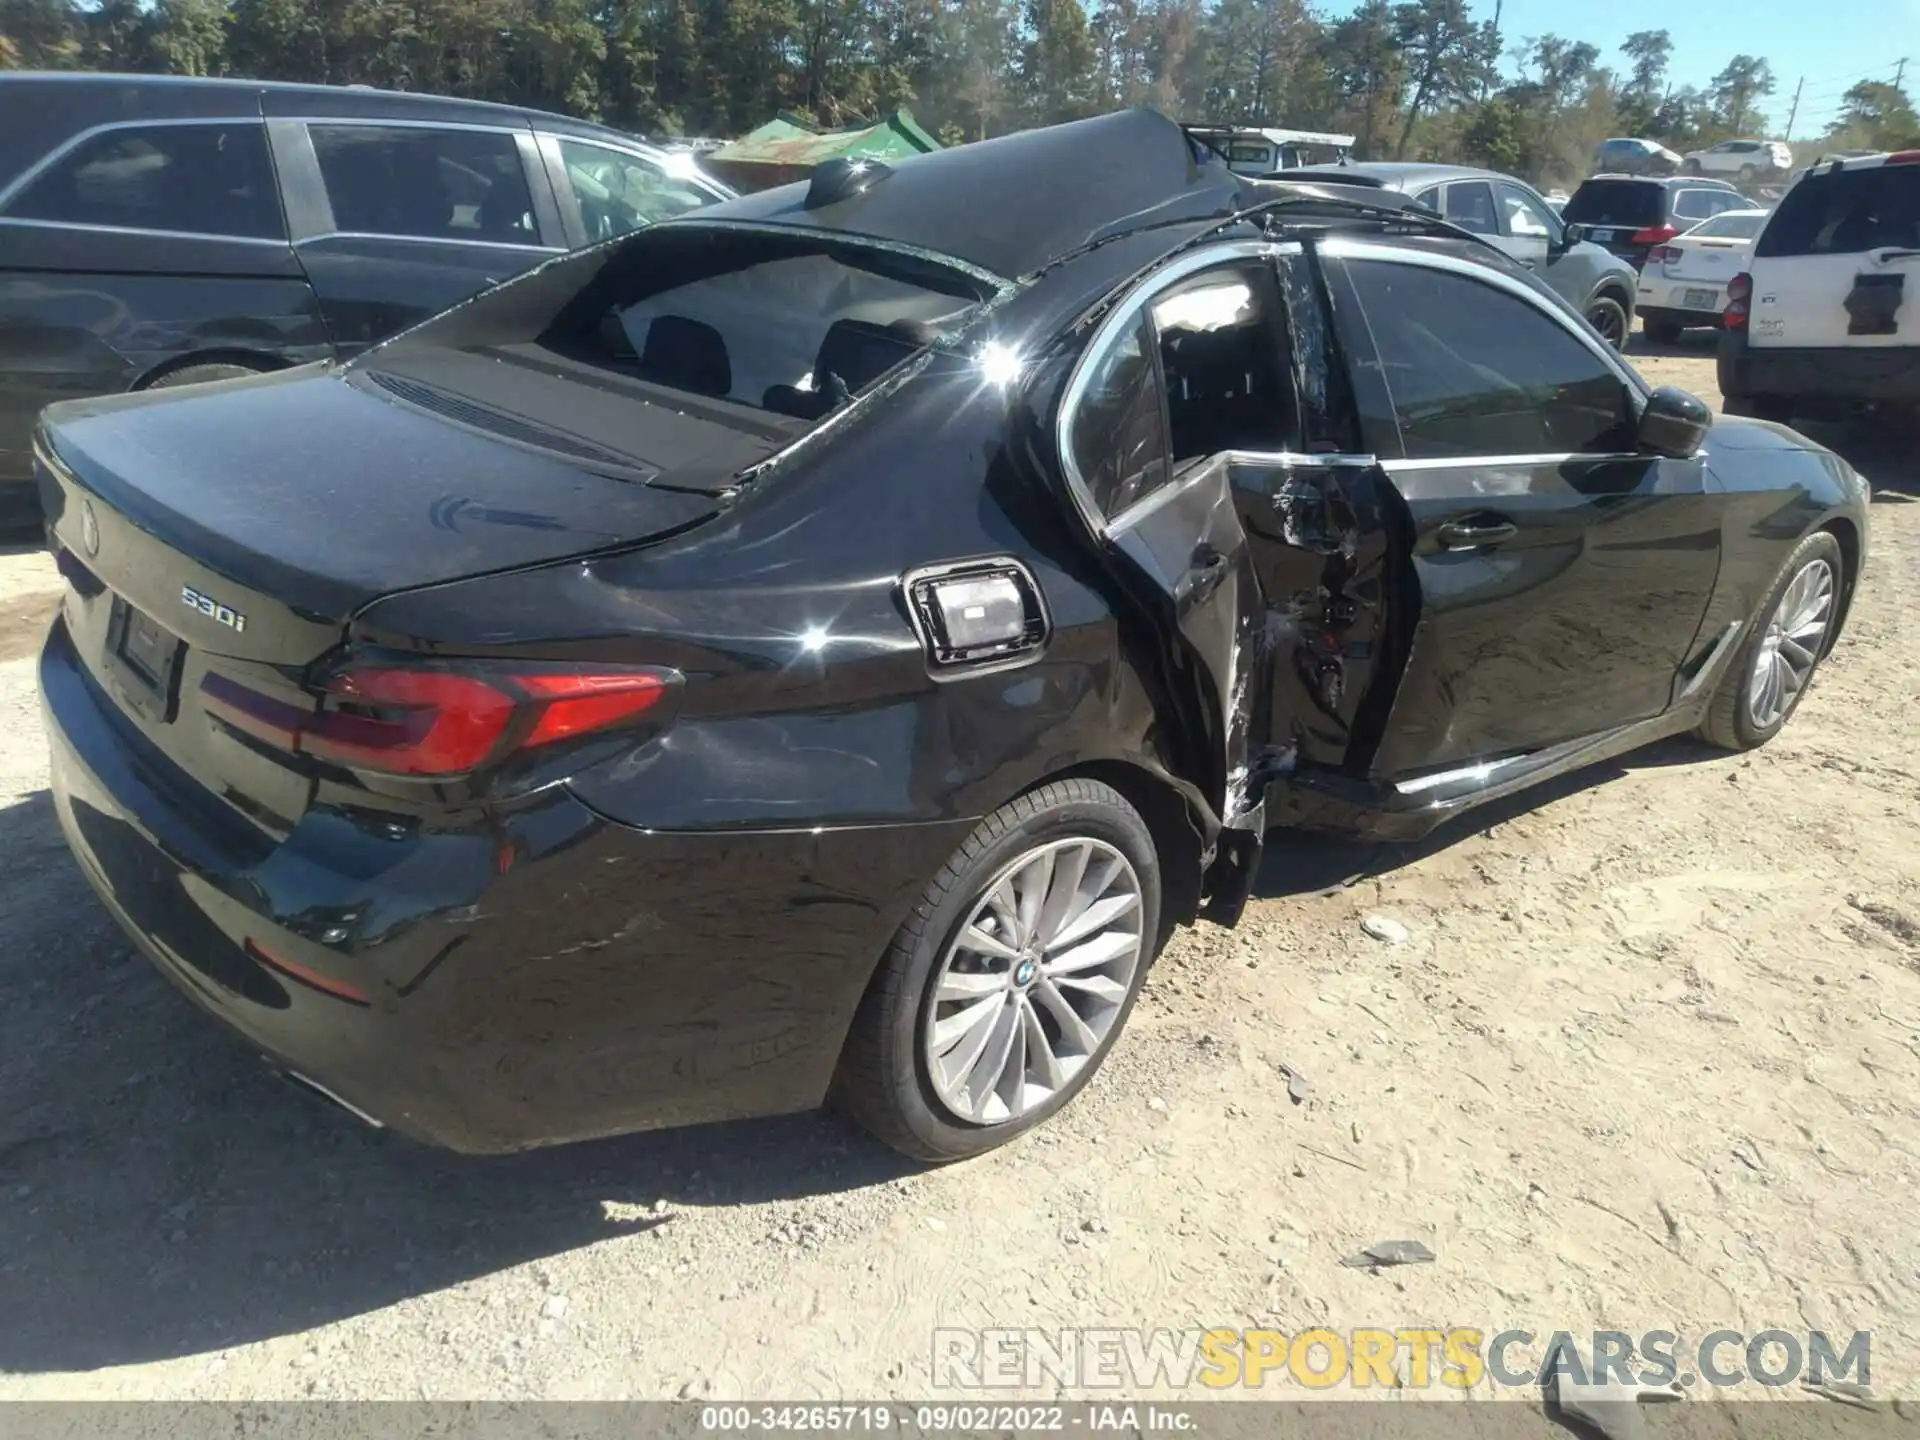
[0,73,732,524]
[1562,174,1756,269]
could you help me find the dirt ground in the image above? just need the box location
[0,335,1916,1408]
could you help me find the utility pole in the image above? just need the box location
[1896,57,1909,91]
[1784,76,1804,138]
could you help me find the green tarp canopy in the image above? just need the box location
[704,109,941,192]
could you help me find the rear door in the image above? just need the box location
[0,112,316,488]
[268,117,566,355]
[1052,244,1292,916]
[1748,156,1920,350]
[1319,240,1725,783]
[1436,180,1501,244]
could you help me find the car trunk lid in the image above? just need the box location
[1666,237,1749,282]
[38,363,764,837]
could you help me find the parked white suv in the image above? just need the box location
[1684,139,1795,182]
[1720,150,1920,423]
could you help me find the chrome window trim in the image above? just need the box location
[0,216,291,247]
[0,115,266,212]
[1384,451,1586,472]
[1106,447,1384,537]
[1319,235,1652,399]
[1056,239,1303,539]
[292,116,533,136]
[292,231,562,254]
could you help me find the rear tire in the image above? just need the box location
[1737,164,1758,183]
[1585,295,1629,348]
[833,779,1162,1163]
[1698,530,1842,751]
[143,362,267,391]
[1682,160,1702,175]
[1644,318,1684,346]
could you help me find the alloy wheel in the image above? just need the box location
[1748,557,1834,728]
[922,837,1144,1125]
[1586,302,1626,347]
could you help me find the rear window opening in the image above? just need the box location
[1756,163,1920,257]
[356,226,994,481]
[538,228,986,410]
[1563,180,1663,228]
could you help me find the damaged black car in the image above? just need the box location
[36,109,1870,1162]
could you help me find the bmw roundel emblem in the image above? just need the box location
[79,501,99,558]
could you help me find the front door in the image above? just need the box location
[1320,243,1725,783]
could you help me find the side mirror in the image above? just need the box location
[1562,222,1591,245]
[1638,386,1714,458]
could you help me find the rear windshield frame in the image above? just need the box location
[1563,179,1665,228]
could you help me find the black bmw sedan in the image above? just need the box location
[35,110,1869,1162]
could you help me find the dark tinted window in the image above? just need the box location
[1563,180,1663,227]
[1150,266,1294,466]
[1442,180,1499,236]
[1346,259,1636,459]
[5,122,282,239]
[1757,163,1920,257]
[1070,312,1172,518]
[312,125,538,243]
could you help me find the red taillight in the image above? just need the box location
[305,668,519,775]
[1631,224,1680,246]
[1650,244,1683,266]
[1724,271,1752,329]
[204,661,676,778]
[1888,150,1920,165]
[516,672,676,748]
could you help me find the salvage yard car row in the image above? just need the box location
[0,78,1890,1163]
[0,72,731,521]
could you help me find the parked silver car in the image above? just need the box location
[1279,162,1642,346]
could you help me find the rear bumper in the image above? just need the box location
[1636,280,1730,325]
[1719,330,1920,403]
[42,612,972,1153]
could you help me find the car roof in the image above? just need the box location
[1581,173,1742,191]
[0,70,657,180]
[696,108,1247,280]
[1279,161,1505,191]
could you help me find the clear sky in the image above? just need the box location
[1468,0,1920,137]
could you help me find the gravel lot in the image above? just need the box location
[1,337,1916,1405]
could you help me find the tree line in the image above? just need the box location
[3,0,1917,186]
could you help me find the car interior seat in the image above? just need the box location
[635,315,733,398]
[761,319,931,419]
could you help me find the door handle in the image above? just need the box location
[1176,545,1230,603]
[1435,517,1517,550]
